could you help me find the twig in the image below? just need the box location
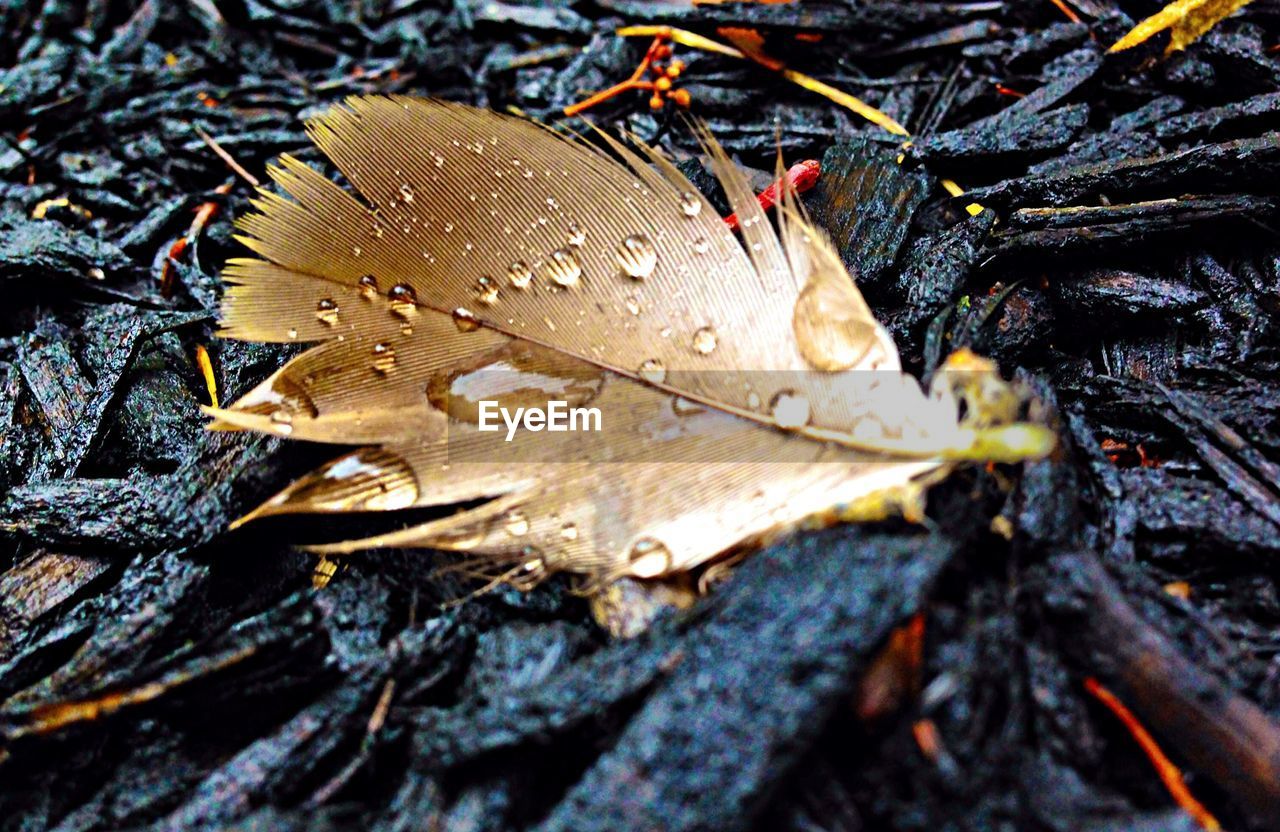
[193,125,261,188]
[1042,553,1280,828]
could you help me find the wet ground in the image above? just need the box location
[2,2,1280,830]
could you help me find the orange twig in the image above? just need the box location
[1084,677,1222,831]
[564,33,690,116]
[160,180,234,297]
[913,718,941,761]
[1049,0,1083,23]
[724,160,821,231]
[855,612,926,722]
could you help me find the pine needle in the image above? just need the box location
[1109,0,1255,54]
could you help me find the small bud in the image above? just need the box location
[649,93,665,111]
[669,88,691,108]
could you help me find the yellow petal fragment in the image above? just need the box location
[1109,0,1255,53]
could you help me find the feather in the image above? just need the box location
[211,96,1054,593]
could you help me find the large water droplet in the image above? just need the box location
[508,260,534,289]
[388,284,417,317]
[452,307,481,333]
[426,342,605,425]
[769,390,810,429]
[793,281,880,371]
[638,359,666,384]
[371,342,397,374]
[617,234,657,280]
[314,298,339,326]
[474,276,499,306]
[691,326,717,355]
[504,510,530,537]
[567,221,586,247]
[545,247,582,287]
[628,537,672,578]
[358,274,378,300]
[679,192,702,217]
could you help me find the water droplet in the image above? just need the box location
[399,183,415,203]
[747,390,762,409]
[474,276,499,306]
[434,154,445,168]
[545,247,582,287]
[672,397,705,417]
[315,298,339,326]
[769,390,810,429]
[624,294,642,316]
[438,525,486,550]
[269,409,294,435]
[371,342,397,374]
[443,222,454,233]
[508,260,534,289]
[358,274,378,300]
[351,245,362,257]
[691,326,717,354]
[628,537,672,578]
[286,327,299,339]
[638,359,666,384]
[388,284,417,317]
[567,221,586,247]
[452,307,481,333]
[693,237,710,254]
[504,510,529,537]
[679,191,702,216]
[617,234,657,280]
[560,522,579,541]
[793,281,879,371]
